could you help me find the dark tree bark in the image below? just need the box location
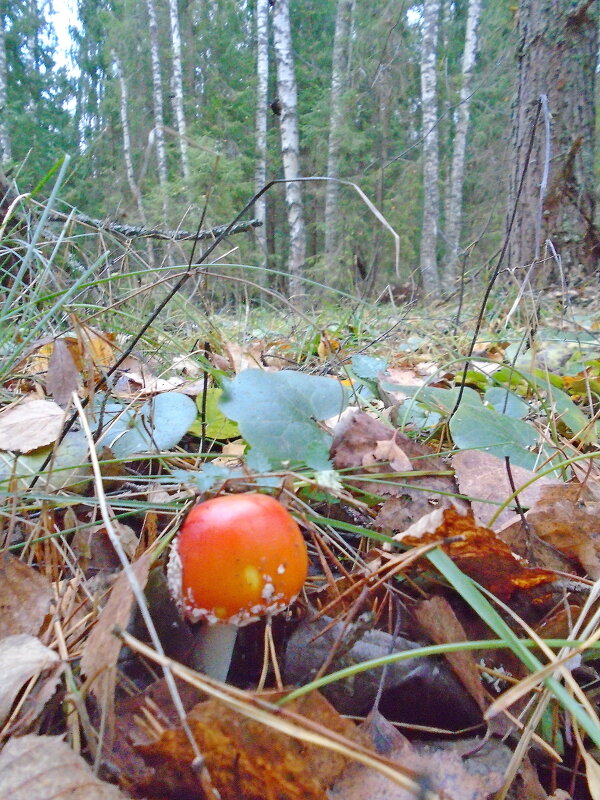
[507,0,599,280]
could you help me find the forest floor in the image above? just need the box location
[1,211,600,800]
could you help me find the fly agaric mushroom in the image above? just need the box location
[167,493,308,681]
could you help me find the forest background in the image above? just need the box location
[0,0,598,303]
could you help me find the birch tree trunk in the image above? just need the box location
[419,0,441,297]
[506,0,599,281]
[168,0,190,180]
[113,49,154,263]
[272,0,306,300]
[146,0,168,199]
[254,0,269,271]
[445,0,481,283]
[324,0,353,271]
[0,12,10,163]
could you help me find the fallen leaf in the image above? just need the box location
[394,505,556,603]
[106,676,203,792]
[332,411,463,530]
[0,431,90,494]
[0,735,126,799]
[133,692,366,800]
[114,354,185,396]
[81,553,152,741]
[369,438,413,472]
[414,596,487,712]
[284,614,481,728]
[0,552,53,639]
[330,723,509,800]
[452,449,560,530]
[71,324,117,376]
[500,483,600,578]
[0,634,60,726]
[46,338,79,406]
[0,398,65,453]
[20,327,116,382]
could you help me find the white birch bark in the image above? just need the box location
[114,50,155,264]
[324,0,353,271]
[0,12,10,163]
[113,51,149,223]
[254,0,269,270]
[272,0,306,300]
[419,0,441,296]
[168,0,190,180]
[146,0,168,196]
[445,0,481,282]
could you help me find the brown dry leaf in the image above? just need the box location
[71,324,117,375]
[0,398,65,453]
[113,354,184,396]
[395,505,556,602]
[221,339,267,374]
[330,718,509,800]
[332,411,462,530]
[81,553,152,737]
[0,634,61,726]
[133,693,366,800]
[378,367,425,405]
[500,483,600,578]
[0,734,126,799]
[0,552,53,639]
[452,450,560,530]
[368,438,413,472]
[414,596,487,712]
[46,338,80,406]
[23,328,116,381]
[106,676,204,793]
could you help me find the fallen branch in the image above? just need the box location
[48,211,262,241]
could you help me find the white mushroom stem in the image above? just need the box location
[189,622,238,682]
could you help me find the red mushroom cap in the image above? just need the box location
[167,493,308,626]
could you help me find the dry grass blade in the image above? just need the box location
[487,624,600,720]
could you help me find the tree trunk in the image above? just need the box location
[254,0,269,273]
[506,0,599,280]
[146,0,168,198]
[272,0,306,300]
[0,11,10,163]
[168,0,190,180]
[324,0,353,272]
[419,0,441,296]
[113,49,154,262]
[445,0,482,283]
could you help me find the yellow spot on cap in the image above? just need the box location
[242,564,261,592]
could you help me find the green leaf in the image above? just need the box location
[96,393,197,458]
[0,431,90,493]
[526,370,595,443]
[351,354,388,380]
[449,401,539,469]
[219,369,348,469]
[189,388,240,440]
[171,462,240,492]
[381,383,481,414]
[484,386,529,419]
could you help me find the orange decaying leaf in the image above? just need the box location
[395,506,556,602]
